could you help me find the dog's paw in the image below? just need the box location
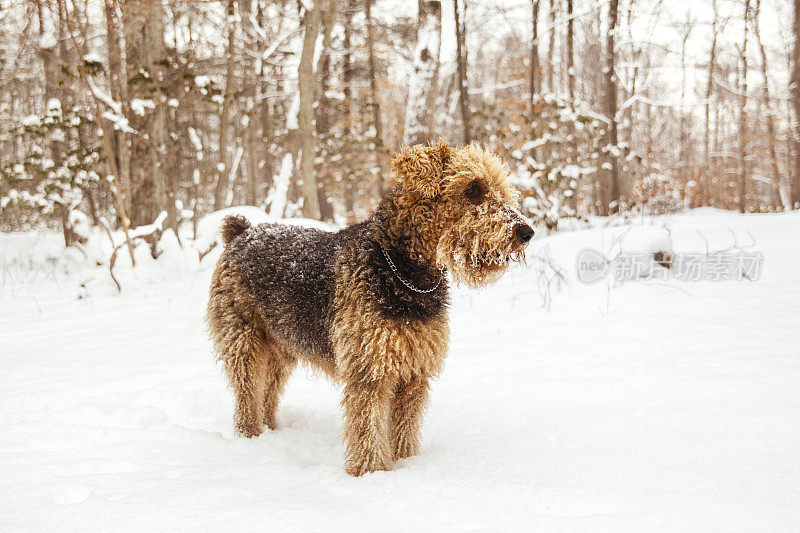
[392,433,420,460]
[235,423,263,438]
[345,452,390,476]
[393,442,419,461]
[262,412,278,431]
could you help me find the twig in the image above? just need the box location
[108,245,122,292]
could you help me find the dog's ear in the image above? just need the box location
[392,139,452,198]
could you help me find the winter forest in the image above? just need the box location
[4,0,800,529]
[2,0,799,249]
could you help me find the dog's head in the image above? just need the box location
[392,139,533,288]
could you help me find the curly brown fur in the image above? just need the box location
[207,140,532,476]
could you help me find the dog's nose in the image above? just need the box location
[514,223,534,245]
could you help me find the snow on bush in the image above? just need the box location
[1,206,336,296]
[618,225,672,256]
[0,100,103,239]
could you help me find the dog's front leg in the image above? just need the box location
[390,373,429,460]
[341,375,395,476]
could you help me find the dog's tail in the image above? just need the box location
[220,215,252,246]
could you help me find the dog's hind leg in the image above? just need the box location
[390,373,430,460]
[220,326,271,438]
[261,340,297,430]
[208,257,270,438]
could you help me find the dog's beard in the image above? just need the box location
[435,209,526,289]
[443,249,525,288]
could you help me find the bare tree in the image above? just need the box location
[5,0,800,248]
[566,0,574,101]
[35,0,72,244]
[123,0,169,227]
[36,0,61,107]
[240,0,268,207]
[315,0,339,221]
[298,1,323,219]
[103,0,131,220]
[792,0,800,206]
[213,0,237,211]
[603,0,621,214]
[754,0,785,208]
[678,15,695,190]
[738,0,750,213]
[402,0,442,146]
[342,2,353,140]
[704,0,719,198]
[453,0,471,144]
[530,0,541,102]
[60,0,135,263]
[546,0,557,93]
[365,0,385,195]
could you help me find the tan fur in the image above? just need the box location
[207,256,299,437]
[332,242,448,475]
[208,140,529,476]
[384,141,526,287]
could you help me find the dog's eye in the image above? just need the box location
[464,182,482,199]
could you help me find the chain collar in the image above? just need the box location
[381,248,445,294]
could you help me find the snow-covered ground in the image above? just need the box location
[2,209,799,531]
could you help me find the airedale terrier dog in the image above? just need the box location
[207,140,533,476]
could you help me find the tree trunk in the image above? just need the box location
[213,0,237,210]
[315,0,338,221]
[254,0,274,206]
[36,0,61,106]
[530,0,540,102]
[453,0,471,144]
[704,0,718,206]
[298,2,323,219]
[365,0,386,197]
[402,0,442,146]
[738,0,750,213]
[603,0,620,215]
[240,0,260,206]
[342,1,354,212]
[529,0,541,163]
[626,63,638,147]
[623,61,638,204]
[791,0,800,207]
[566,0,574,101]
[678,19,693,195]
[343,3,353,139]
[61,0,135,264]
[754,0,785,209]
[104,0,132,223]
[316,0,339,78]
[37,0,72,245]
[546,0,557,93]
[123,0,168,227]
